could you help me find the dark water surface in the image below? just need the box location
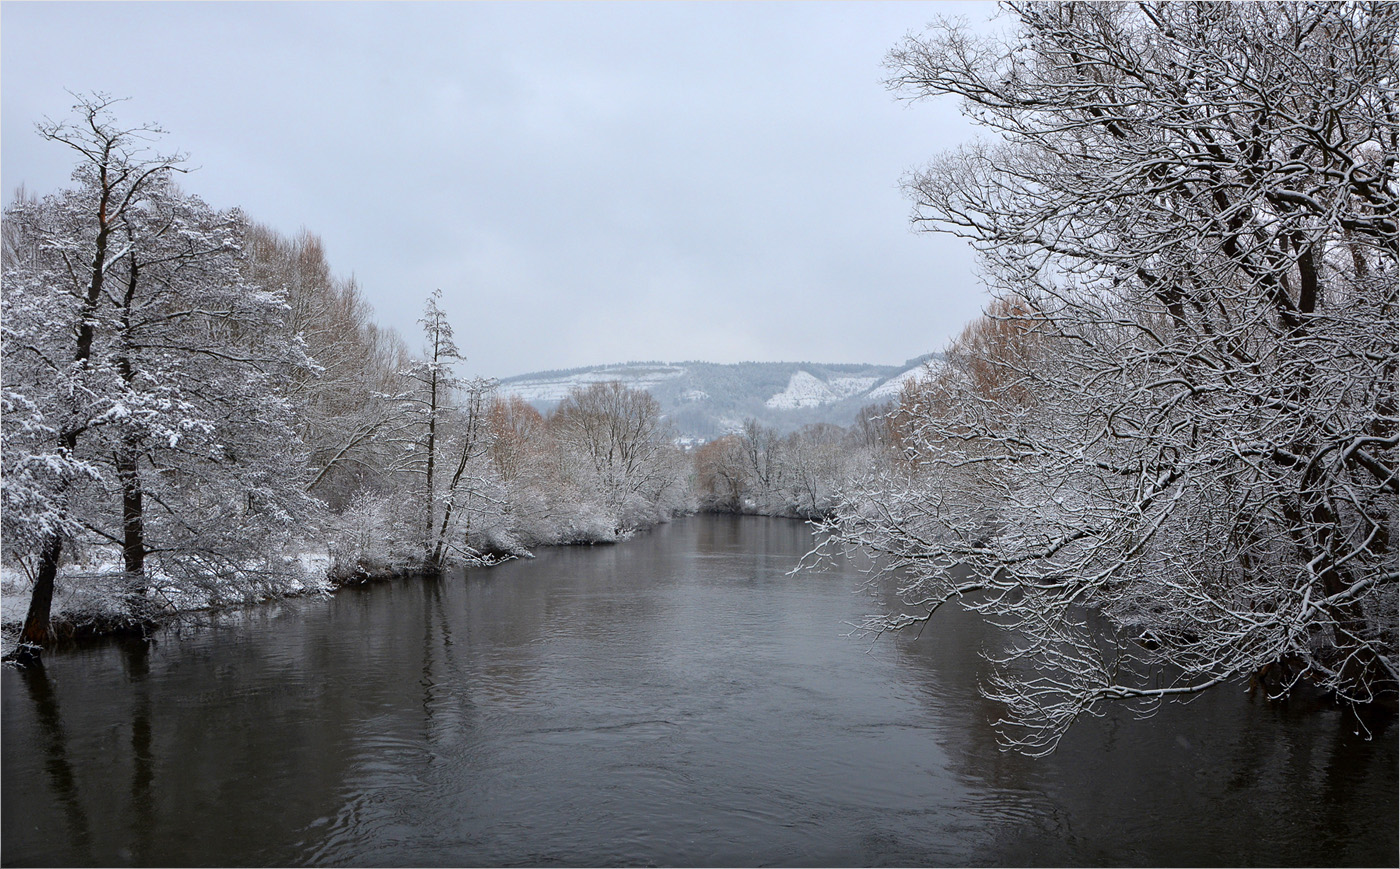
[3,516,1395,867]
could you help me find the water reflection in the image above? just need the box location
[120,641,155,866]
[2,516,1395,867]
[872,571,1398,867]
[15,659,94,865]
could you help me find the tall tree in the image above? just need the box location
[2,94,187,659]
[2,96,316,659]
[396,290,500,569]
[823,2,1397,753]
[242,224,409,507]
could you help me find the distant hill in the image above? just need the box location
[497,356,943,438]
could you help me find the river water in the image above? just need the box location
[2,516,1395,866]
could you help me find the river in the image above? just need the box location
[2,516,1395,866]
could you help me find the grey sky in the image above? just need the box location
[2,1,997,379]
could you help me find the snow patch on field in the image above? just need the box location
[766,371,836,409]
[866,361,944,401]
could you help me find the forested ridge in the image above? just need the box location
[498,356,943,438]
[3,0,1397,754]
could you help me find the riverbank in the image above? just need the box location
[0,518,676,659]
[5,514,1393,867]
[0,552,337,658]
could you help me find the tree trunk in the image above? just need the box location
[117,438,147,583]
[6,534,64,665]
[9,171,116,664]
[433,427,478,566]
[424,368,438,568]
[116,254,147,596]
[9,422,81,664]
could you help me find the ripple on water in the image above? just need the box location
[1,517,1395,868]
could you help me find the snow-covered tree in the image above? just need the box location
[394,290,462,564]
[779,423,847,518]
[92,183,316,602]
[551,381,684,534]
[3,94,189,655]
[242,224,409,508]
[431,376,502,564]
[821,2,1397,753]
[739,418,785,510]
[2,95,316,658]
[391,290,500,569]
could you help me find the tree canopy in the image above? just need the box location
[821,1,1398,753]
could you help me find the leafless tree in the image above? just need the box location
[820,2,1397,754]
[552,381,683,533]
[242,225,409,507]
[693,435,749,512]
[3,97,317,658]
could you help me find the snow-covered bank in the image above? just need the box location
[0,516,682,658]
[0,550,336,658]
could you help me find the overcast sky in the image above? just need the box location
[2,1,998,379]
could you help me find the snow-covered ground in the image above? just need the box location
[1,550,337,656]
[765,371,878,409]
[865,361,942,401]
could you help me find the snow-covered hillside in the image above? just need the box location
[499,364,687,403]
[865,359,943,401]
[497,356,942,437]
[764,371,880,409]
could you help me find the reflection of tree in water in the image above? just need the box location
[864,571,1062,840]
[120,640,156,865]
[420,573,473,741]
[871,565,1398,866]
[1216,697,1397,864]
[1316,708,1398,861]
[17,658,94,864]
